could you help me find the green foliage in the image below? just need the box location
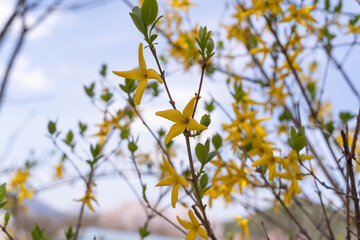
[65,226,75,240]
[212,133,222,149]
[204,100,215,113]
[287,126,307,154]
[128,140,138,153]
[100,91,113,103]
[339,111,356,125]
[4,212,10,228]
[31,224,49,240]
[47,120,57,135]
[200,114,211,127]
[63,130,75,149]
[88,143,103,165]
[84,82,95,98]
[130,0,162,47]
[232,82,245,102]
[195,139,216,166]
[194,26,215,61]
[78,121,88,135]
[279,109,293,122]
[0,183,7,209]
[120,78,137,94]
[139,221,151,238]
[100,64,107,77]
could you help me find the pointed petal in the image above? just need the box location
[188,209,199,224]
[147,68,163,83]
[178,175,188,187]
[171,183,179,208]
[198,226,208,239]
[185,230,197,240]
[187,118,207,131]
[165,123,186,144]
[113,69,143,80]
[177,216,192,229]
[156,175,177,186]
[162,155,177,176]
[156,109,183,122]
[134,79,148,105]
[138,43,147,72]
[183,96,197,118]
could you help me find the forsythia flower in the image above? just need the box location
[155,156,188,208]
[234,216,250,240]
[177,209,208,240]
[54,162,64,179]
[113,43,163,105]
[75,187,98,212]
[156,96,207,144]
[18,184,34,203]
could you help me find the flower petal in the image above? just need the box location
[198,226,208,239]
[171,183,180,208]
[162,155,177,176]
[113,69,143,80]
[183,96,197,118]
[156,175,177,186]
[134,79,148,105]
[165,123,186,144]
[187,119,207,131]
[138,43,147,73]
[178,175,188,188]
[188,209,199,224]
[177,216,192,229]
[185,230,197,240]
[156,109,183,122]
[147,68,163,83]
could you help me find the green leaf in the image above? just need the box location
[200,114,211,127]
[142,184,148,202]
[288,127,306,153]
[100,92,113,102]
[100,64,107,77]
[90,144,102,160]
[150,34,158,43]
[4,212,10,228]
[130,7,146,34]
[78,121,87,135]
[84,82,95,98]
[207,151,217,163]
[212,134,222,149]
[65,226,75,240]
[195,143,208,165]
[349,15,360,26]
[128,141,138,153]
[204,100,215,112]
[141,0,158,26]
[339,111,356,125]
[334,0,342,12]
[31,224,48,240]
[325,0,330,11]
[0,183,6,203]
[279,109,293,122]
[63,130,74,148]
[48,120,57,135]
[139,222,151,238]
[200,173,208,190]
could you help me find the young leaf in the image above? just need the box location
[4,212,10,228]
[141,0,158,26]
[130,7,146,34]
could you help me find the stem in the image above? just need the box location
[150,47,176,109]
[184,130,217,240]
[192,62,207,118]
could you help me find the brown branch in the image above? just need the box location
[341,129,360,237]
[192,62,207,118]
[0,224,14,240]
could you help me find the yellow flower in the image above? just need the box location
[75,188,98,212]
[234,216,250,239]
[113,43,163,105]
[155,96,207,144]
[177,209,208,240]
[280,3,317,27]
[10,169,30,190]
[18,184,34,203]
[156,156,188,208]
[54,162,64,179]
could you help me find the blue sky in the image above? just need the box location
[0,0,359,224]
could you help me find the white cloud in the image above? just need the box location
[11,56,49,92]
